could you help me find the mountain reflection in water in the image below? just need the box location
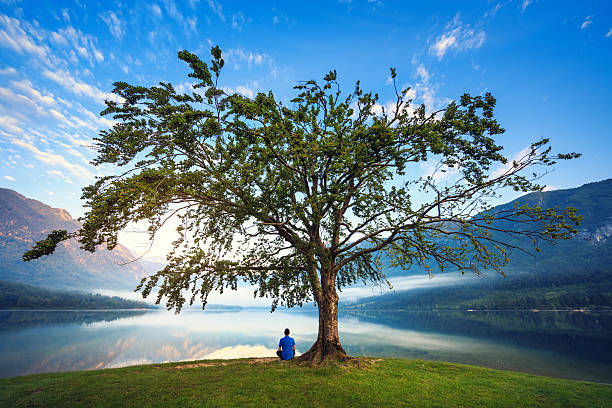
[0,309,610,383]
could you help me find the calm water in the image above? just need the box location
[0,309,610,383]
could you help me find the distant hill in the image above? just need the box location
[0,280,153,310]
[347,179,612,310]
[0,188,148,291]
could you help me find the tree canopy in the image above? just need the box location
[24,46,580,361]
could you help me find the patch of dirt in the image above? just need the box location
[248,358,277,364]
[28,388,43,395]
[175,362,229,369]
[174,357,279,370]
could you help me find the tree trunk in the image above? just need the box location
[298,273,349,363]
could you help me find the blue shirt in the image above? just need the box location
[278,336,295,360]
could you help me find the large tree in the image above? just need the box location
[25,47,580,362]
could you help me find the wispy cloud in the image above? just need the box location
[416,65,429,82]
[207,0,225,22]
[429,14,485,60]
[0,115,24,133]
[490,146,531,180]
[222,82,260,98]
[0,15,52,64]
[151,4,162,17]
[51,25,104,63]
[606,28,612,38]
[61,8,70,23]
[4,175,15,181]
[224,48,274,70]
[10,79,55,107]
[11,138,92,178]
[580,15,594,30]
[42,69,119,104]
[47,169,73,184]
[100,11,125,40]
[163,0,198,34]
[521,0,532,12]
[0,67,17,75]
[232,12,245,31]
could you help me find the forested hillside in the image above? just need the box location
[348,179,612,310]
[0,281,152,310]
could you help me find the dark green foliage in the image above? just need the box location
[22,230,71,261]
[0,281,151,310]
[25,47,579,316]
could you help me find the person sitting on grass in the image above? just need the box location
[277,328,295,360]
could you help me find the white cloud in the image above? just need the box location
[207,0,225,22]
[151,4,162,17]
[42,69,119,104]
[47,169,73,184]
[521,0,531,12]
[11,138,92,178]
[0,86,46,116]
[420,160,459,182]
[10,79,55,107]
[48,109,74,127]
[0,115,24,133]
[4,175,15,181]
[93,49,104,62]
[224,48,274,70]
[606,28,612,38]
[48,25,104,64]
[0,67,17,75]
[76,104,116,129]
[163,0,198,34]
[416,64,429,82]
[100,11,125,40]
[490,146,531,180]
[484,2,506,18]
[185,16,197,33]
[222,83,257,98]
[429,14,485,60]
[0,15,51,64]
[232,12,245,31]
[61,9,70,23]
[580,16,593,30]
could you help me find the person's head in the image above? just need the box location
[284,328,290,336]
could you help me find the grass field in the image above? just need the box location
[1,358,610,407]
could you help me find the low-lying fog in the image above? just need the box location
[96,271,488,308]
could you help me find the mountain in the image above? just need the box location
[346,179,612,310]
[0,188,148,291]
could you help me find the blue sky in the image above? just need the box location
[0,0,610,252]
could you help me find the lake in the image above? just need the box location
[0,309,610,383]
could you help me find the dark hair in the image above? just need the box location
[284,328,290,335]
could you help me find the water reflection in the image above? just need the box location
[342,310,612,363]
[0,309,610,383]
[0,310,148,331]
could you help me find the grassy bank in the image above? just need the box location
[1,358,610,407]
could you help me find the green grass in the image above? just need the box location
[0,358,610,407]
